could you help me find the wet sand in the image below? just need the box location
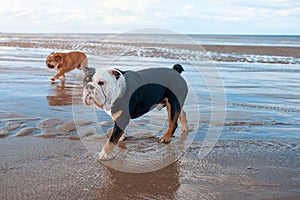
[1,137,299,199]
[1,33,300,199]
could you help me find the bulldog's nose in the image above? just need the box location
[47,63,54,68]
[87,85,95,91]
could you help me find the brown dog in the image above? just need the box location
[46,51,88,81]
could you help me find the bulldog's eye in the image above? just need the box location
[98,81,104,86]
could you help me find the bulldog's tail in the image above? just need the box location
[173,64,184,74]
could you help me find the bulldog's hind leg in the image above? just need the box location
[158,98,181,144]
[79,57,88,70]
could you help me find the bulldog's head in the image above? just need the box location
[82,67,126,112]
[46,52,63,70]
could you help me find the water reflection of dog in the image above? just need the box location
[99,162,180,199]
[47,82,73,106]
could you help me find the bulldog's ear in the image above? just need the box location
[83,67,96,86]
[55,54,62,61]
[110,69,122,80]
[84,67,96,75]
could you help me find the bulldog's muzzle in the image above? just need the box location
[86,84,95,92]
[47,62,55,69]
[83,83,105,109]
[46,61,60,70]
[83,84,96,105]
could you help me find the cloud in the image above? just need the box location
[0,0,299,34]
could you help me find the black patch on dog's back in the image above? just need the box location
[129,83,180,119]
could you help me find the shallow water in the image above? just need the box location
[0,33,300,199]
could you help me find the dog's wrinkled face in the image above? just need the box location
[46,52,63,70]
[82,67,125,113]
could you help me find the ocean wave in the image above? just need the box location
[1,35,300,65]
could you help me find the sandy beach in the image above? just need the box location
[0,33,300,199]
[1,137,299,200]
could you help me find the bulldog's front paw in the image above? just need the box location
[98,142,115,160]
[98,148,114,160]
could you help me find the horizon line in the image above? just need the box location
[0,31,299,36]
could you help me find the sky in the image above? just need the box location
[0,0,299,34]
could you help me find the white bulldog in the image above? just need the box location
[83,64,188,160]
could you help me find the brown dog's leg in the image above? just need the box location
[60,74,65,82]
[52,71,65,81]
[159,98,181,143]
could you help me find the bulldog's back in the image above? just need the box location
[124,67,186,89]
[113,67,188,119]
[64,51,88,70]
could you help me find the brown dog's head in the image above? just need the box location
[46,52,64,70]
